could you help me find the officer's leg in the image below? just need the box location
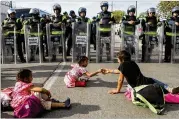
[164,36,172,62]
[51,43,56,61]
[147,36,153,61]
[30,45,35,61]
[17,35,26,62]
[141,35,146,62]
[106,43,110,61]
[44,35,48,56]
[11,45,14,61]
[21,34,26,54]
[67,33,72,56]
[41,36,46,61]
[93,34,96,50]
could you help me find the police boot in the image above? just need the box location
[59,47,63,54]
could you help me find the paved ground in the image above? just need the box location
[1,62,179,118]
[1,63,60,88]
[1,34,179,118]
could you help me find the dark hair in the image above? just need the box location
[78,56,88,66]
[17,69,32,83]
[117,50,131,62]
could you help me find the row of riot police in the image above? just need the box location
[2,2,178,64]
[1,1,116,64]
[120,5,179,63]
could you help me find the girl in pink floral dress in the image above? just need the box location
[11,69,71,110]
[64,56,102,88]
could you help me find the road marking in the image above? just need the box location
[43,62,66,90]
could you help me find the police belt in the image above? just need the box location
[98,28,111,32]
[144,31,158,36]
[51,31,64,35]
[166,32,179,36]
[3,31,21,36]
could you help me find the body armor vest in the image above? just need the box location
[100,11,111,24]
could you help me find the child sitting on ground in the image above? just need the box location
[11,69,71,111]
[64,56,102,88]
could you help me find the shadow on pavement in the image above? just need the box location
[165,104,179,113]
[86,78,128,88]
[42,103,101,118]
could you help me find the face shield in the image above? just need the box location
[80,12,86,17]
[54,9,60,14]
[102,6,108,12]
[149,12,155,17]
[9,12,16,18]
[129,12,135,16]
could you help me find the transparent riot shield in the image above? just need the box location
[46,23,66,62]
[72,22,90,63]
[1,26,17,64]
[96,24,115,63]
[144,24,161,63]
[158,22,165,63]
[171,24,179,63]
[120,23,139,62]
[24,24,42,63]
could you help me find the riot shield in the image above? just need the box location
[96,23,115,63]
[72,22,90,63]
[158,22,165,63]
[120,23,139,62]
[1,25,17,64]
[24,24,42,63]
[144,23,161,63]
[171,24,179,63]
[46,23,66,62]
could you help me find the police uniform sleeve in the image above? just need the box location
[122,15,129,25]
[16,18,22,30]
[110,13,116,23]
[87,18,91,23]
[62,15,67,24]
[134,18,140,25]
[96,13,101,22]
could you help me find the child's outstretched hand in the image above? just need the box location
[97,69,102,73]
[101,68,110,74]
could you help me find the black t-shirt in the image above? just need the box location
[118,61,155,88]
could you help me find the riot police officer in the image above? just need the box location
[24,8,46,61]
[50,3,67,61]
[69,10,77,22]
[2,8,26,63]
[164,6,179,62]
[76,7,91,23]
[96,1,115,24]
[141,7,159,62]
[122,5,140,55]
[65,10,76,56]
[122,5,139,25]
[41,14,49,56]
[96,1,115,61]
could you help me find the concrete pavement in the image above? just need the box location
[2,62,179,118]
[1,63,60,88]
